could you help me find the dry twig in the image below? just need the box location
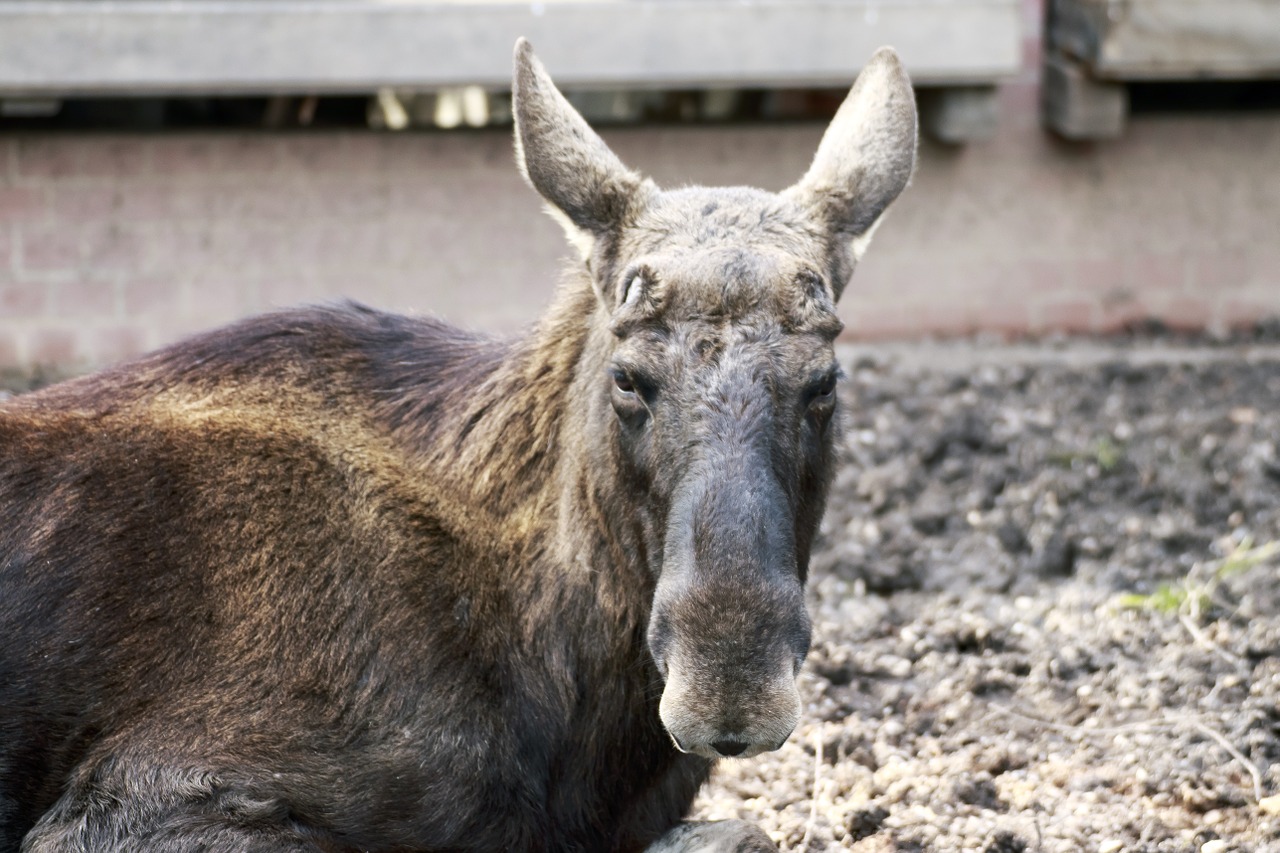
[985,704,1265,805]
[1187,719,1265,804]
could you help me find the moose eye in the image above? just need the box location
[808,370,838,404]
[609,367,651,422]
[612,369,636,395]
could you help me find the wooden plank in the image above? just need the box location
[1051,0,1280,80]
[0,0,1022,96]
[1042,51,1128,139]
[918,86,1000,143]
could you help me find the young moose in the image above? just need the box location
[0,40,916,852]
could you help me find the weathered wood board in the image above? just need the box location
[1051,0,1280,80]
[0,0,1021,96]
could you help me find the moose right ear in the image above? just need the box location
[784,48,917,274]
[512,39,652,261]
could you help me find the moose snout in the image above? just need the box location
[658,661,802,760]
[650,580,808,761]
[650,458,811,759]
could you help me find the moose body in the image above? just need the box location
[0,42,916,852]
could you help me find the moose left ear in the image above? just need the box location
[512,39,653,261]
[785,47,917,267]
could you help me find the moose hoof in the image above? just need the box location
[645,819,778,853]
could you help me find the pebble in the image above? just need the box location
[1228,406,1257,425]
[1099,840,1124,853]
[878,720,905,739]
[1200,841,1227,853]
[877,654,912,679]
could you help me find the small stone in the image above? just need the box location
[1228,406,1257,425]
[877,654,912,679]
[844,805,889,842]
[995,521,1030,555]
[1030,529,1077,577]
[984,831,1027,853]
[1098,841,1123,853]
[1200,840,1227,853]
[879,720,906,739]
[1260,793,1280,815]
[952,774,1004,811]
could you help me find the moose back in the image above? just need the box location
[0,40,916,853]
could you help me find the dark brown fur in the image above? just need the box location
[0,41,916,853]
[1,295,710,851]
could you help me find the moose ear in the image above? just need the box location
[512,39,651,260]
[785,47,917,265]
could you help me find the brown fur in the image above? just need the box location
[0,41,916,853]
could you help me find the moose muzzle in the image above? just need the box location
[648,463,811,760]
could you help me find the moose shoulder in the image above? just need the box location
[0,40,916,853]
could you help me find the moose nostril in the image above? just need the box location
[711,738,748,757]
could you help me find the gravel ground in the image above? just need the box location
[6,340,1279,852]
[697,341,1280,852]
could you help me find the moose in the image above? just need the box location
[0,40,916,852]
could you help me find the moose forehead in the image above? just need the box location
[610,188,843,340]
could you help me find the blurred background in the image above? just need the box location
[0,0,1278,374]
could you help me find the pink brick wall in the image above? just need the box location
[0,132,579,370]
[850,108,1280,339]
[2,7,1279,370]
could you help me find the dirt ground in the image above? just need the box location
[5,338,1279,852]
[697,339,1280,852]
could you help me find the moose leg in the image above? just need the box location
[25,821,324,853]
[22,765,327,853]
[644,820,778,853]
[24,805,326,853]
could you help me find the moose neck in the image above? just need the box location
[533,277,659,605]
[395,274,656,615]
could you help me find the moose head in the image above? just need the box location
[512,39,916,761]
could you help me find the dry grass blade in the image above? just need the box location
[1187,720,1265,804]
[797,728,823,851]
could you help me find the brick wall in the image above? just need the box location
[2,11,1280,370]
[0,133,573,370]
